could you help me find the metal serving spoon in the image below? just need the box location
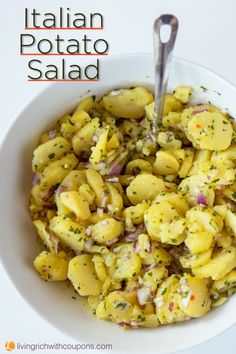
[152,14,179,135]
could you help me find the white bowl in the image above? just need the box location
[0,54,236,354]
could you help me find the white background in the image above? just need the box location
[0,0,235,353]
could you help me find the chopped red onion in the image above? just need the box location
[114,215,122,221]
[146,132,156,142]
[124,233,138,242]
[143,263,158,273]
[197,192,208,206]
[113,245,122,253]
[152,241,160,248]
[147,237,152,253]
[106,237,119,245]
[49,232,59,254]
[137,287,152,305]
[169,248,181,260]
[49,130,57,139]
[81,161,91,168]
[137,223,145,233]
[55,185,67,195]
[192,108,208,116]
[219,184,226,190]
[108,163,123,176]
[183,244,189,252]
[41,187,55,201]
[105,150,127,176]
[107,204,113,213]
[97,161,106,170]
[101,220,109,227]
[85,226,92,236]
[32,173,41,186]
[105,177,119,183]
[92,130,101,143]
[127,286,138,293]
[154,296,164,308]
[125,227,136,233]
[133,239,138,252]
[85,239,94,249]
[97,208,104,217]
[123,254,131,260]
[214,233,222,241]
[100,191,109,208]
[118,322,131,328]
[130,320,139,327]
[168,302,174,312]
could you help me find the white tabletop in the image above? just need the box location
[1,0,235,353]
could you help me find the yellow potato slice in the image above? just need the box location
[179,275,211,317]
[122,201,150,224]
[68,255,102,296]
[49,216,86,251]
[185,231,214,254]
[32,137,71,172]
[34,251,69,281]
[126,174,165,205]
[91,218,124,244]
[144,202,180,240]
[102,87,153,119]
[187,112,233,150]
[153,151,179,175]
[125,159,153,175]
[153,192,189,215]
[180,249,213,269]
[212,270,236,292]
[60,191,91,220]
[193,247,236,280]
[173,86,193,104]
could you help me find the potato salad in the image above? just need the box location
[30,85,236,329]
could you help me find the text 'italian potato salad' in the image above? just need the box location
[30,86,236,329]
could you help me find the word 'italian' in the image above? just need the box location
[25,8,103,29]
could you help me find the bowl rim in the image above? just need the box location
[0,53,236,353]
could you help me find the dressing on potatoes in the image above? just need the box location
[30,85,236,329]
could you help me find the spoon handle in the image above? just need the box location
[152,15,179,135]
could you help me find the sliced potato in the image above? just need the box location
[212,270,236,292]
[32,137,71,172]
[179,275,211,317]
[144,202,180,240]
[72,118,100,155]
[86,169,105,207]
[173,86,192,104]
[123,201,150,224]
[91,218,124,244]
[60,191,91,220]
[102,87,153,119]
[187,112,233,150]
[68,255,102,296]
[49,216,86,251]
[153,151,179,175]
[193,247,236,280]
[34,251,69,281]
[180,249,212,269]
[125,159,153,175]
[185,231,214,254]
[126,174,165,205]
